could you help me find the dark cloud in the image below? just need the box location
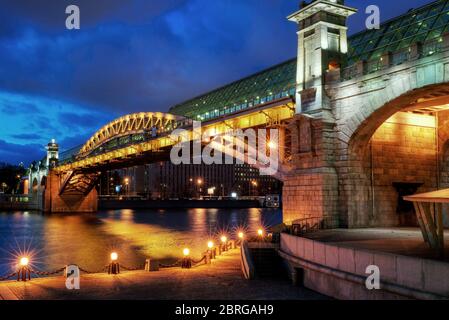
[0,140,44,165]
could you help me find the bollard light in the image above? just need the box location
[108,252,120,275]
[221,235,228,252]
[207,241,214,249]
[110,252,118,261]
[20,257,29,267]
[18,256,31,282]
[182,248,192,269]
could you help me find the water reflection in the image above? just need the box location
[0,208,281,276]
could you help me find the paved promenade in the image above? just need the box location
[0,249,326,300]
[304,228,449,262]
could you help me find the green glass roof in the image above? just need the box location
[169,0,449,121]
[347,0,449,64]
[169,59,297,121]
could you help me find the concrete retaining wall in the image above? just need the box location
[280,233,449,300]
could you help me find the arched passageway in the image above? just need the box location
[32,178,38,196]
[341,84,449,228]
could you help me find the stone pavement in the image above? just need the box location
[0,249,327,300]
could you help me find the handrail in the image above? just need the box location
[240,241,255,280]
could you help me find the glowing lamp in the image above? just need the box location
[110,252,118,261]
[258,229,264,237]
[221,236,227,243]
[268,141,276,149]
[238,232,244,239]
[20,257,29,267]
[207,241,214,249]
[183,248,190,257]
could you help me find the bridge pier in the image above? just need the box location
[42,171,98,213]
[282,115,339,228]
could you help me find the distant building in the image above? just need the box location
[100,162,282,199]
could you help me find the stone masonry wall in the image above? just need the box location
[282,114,339,227]
[44,171,98,213]
[367,112,438,226]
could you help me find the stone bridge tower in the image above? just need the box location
[282,0,356,227]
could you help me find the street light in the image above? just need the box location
[251,181,258,196]
[124,178,130,196]
[268,141,276,149]
[197,179,203,199]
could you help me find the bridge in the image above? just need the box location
[29,0,449,231]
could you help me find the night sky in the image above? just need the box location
[0,0,435,164]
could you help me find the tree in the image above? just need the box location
[0,163,27,194]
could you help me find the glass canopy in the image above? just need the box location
[170,0,449,121]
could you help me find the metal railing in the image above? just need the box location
[286,217,324,236]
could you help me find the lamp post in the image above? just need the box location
[124,178,130,196]
[258,228,264,242]
[251,181,258,197]
[108,252,120,274]
[221,235,228,252]
[17,256,31,281]
[238,231,244,246]
[197,179,203,199]
[182,248,192,269]
[207,241,215,260]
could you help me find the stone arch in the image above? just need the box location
[339,83,449,228]
[32,178,38,196]
[40,176,47,188]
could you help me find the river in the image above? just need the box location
[0,208,281,276]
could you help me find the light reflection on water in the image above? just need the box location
[0,208,281,276]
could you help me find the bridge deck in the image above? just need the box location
[0,249,326,300]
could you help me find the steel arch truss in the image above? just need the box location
[79,112,190,156]
[59,170,99,196]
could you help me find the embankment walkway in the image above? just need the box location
[0,249,326,300]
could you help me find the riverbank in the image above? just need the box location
[99,199,262,210]
[0,249,325,300]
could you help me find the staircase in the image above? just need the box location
[249,248,287,279]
